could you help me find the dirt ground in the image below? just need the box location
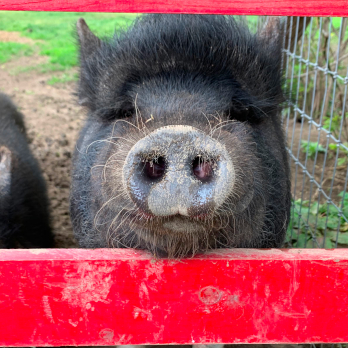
[0,32,80,247]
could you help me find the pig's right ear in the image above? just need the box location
[0,146,12,197]
[76,18,101,108]
[77,18,101,58]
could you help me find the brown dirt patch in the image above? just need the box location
[0,30,38,44]
[0,51,82,248]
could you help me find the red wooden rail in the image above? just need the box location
[0,0,347,16]
[0,3,347,347]
[0,248,348,346]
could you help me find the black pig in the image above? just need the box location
[0,93,53,248]
[70,15,291,257]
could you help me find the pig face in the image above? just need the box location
[70,15,291,257]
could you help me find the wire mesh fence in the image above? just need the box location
[283,17,348,249]
[250,18,348,348]
[252,16,348,250]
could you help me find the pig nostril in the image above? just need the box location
[192,156,214,182]
[143,156,166,180]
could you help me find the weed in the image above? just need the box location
[323,114,342,138]
[301,140,326,158]
[287,191,348,248]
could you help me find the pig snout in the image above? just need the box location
[122,125,235,218]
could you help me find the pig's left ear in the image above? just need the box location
[0,146,12,197]
[259,16,283,45]
[76,18,101,109]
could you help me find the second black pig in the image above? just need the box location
[0,93,53,248]
[70,15,291,257]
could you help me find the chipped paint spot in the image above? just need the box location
[117,333,134,344]
[199,286,222,305]
[145,260,165,282]
[99,328,114,341]
[274,306,311,318]
[62,263,113,307]
[68,319,78,327]
[229,294,240,303]
[133,307,153,321]
[153,324,165,341]
[29,249,49,255]
[139,282,150,301]
[284,263,291,271]
[42,296,54,323]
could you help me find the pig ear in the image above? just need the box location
[76,18,101,57]
[76,18,101,109]
[259,16,283,44]
[0,146,12,196]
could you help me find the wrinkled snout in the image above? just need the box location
[123,125,235,218]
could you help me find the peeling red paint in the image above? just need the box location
[0,248,348,346]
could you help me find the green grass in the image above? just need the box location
[0,41,34,63]
[0,12,139,71]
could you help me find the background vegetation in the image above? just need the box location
[0,12,138,81]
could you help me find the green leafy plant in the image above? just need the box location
[323,114,342,138]
[287,191,348,248]
[300,140,326,159]
[328,142,348,165]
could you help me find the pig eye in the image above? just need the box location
[95,107,134,121]
[229,106,253,122]
[143,157,166,180]
[117,108,134,119]
[192,157,214,182]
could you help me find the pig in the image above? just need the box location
[0,93,53,248]
[70,15,291,258]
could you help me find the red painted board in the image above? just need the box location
[0,0,347,16]
[0,248,348,346]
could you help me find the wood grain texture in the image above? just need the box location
[0,0,347,16]
[0,248,348,346]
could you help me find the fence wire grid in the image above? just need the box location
[251,16,348,251]
[252,17,348,348]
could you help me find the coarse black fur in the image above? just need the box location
[0,93,53,248]
[78,15,284,121]
[71,15,291,257]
